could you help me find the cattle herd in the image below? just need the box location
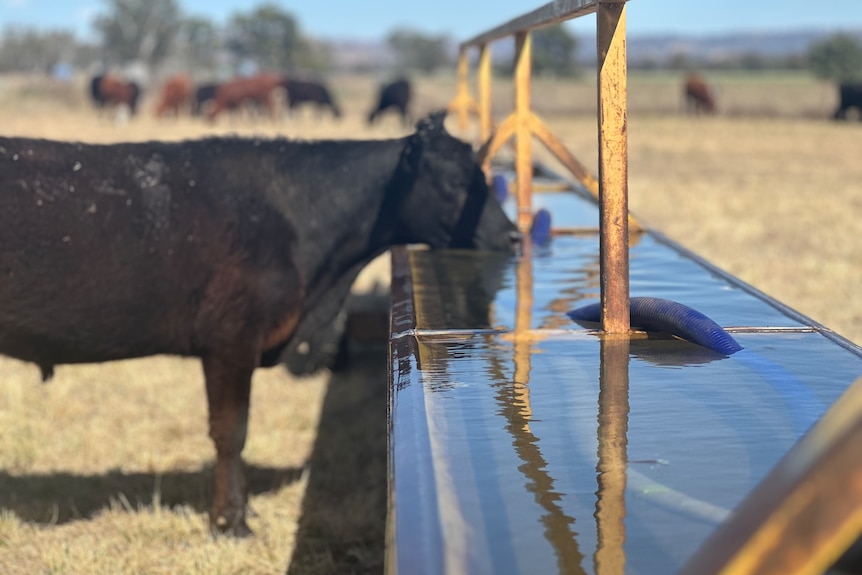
[92,70,862,123]
[6,64,858,542]
[90,71,412,125]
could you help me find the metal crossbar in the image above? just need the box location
[460,0,601,48]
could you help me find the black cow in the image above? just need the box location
[283,78,342,119]
[193,82,220,116]
[89,73,106,108]
[368,78,412,126]
[833,83,862,120]
[0,112,519,536]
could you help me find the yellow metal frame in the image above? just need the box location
[448,0,632,335]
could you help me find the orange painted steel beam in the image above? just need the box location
[447,49,480,133]
[477,114,517,171]
[461,0,599,49]
[514,31,534,232]
[529,111,600,199]
[477,44,494,144]
[596,0,630,336]
[677,375,862,575]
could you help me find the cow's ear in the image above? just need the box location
[414,110,449,139]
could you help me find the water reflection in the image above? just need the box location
[398,203,862,574]
[595,338,630,575]
[629,338,729,367]
[488,347,587,575]
[411,249,514,333]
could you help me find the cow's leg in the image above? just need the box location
[202,350,257,536]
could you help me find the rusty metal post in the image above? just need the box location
[478,43,493,145]
[596,0,630,336]
[513,30,534,232]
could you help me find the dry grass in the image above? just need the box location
[0,70,859,573]
[532,106,862,346]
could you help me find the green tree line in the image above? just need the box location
[0,1,584,78]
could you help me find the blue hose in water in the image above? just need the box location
[530,208,553,246]
[567,296,743,355]
[567,297,823,433]
[492,174,509,204]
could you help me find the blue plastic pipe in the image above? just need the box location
[492,174,509,204]
[530,208,552,246]
[567,296,743,355]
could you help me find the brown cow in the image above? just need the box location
[155,73,194,118]
[91,73,141,117]
[206,73,284,122]
[684,74,716,115]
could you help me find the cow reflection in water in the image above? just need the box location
[411,250,514,335]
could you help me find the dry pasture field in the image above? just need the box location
[0,71,859,574]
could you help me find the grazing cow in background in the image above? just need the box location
[89,74,107,109]
[155,73,194,118]
[193,82,221,116]
[206,72,284,122]
[683,74,716,115]
[90,73,141,117]
[833,83,862,120]
[0,112,520,536]
[282,78,341,119]
[368,78,412,126]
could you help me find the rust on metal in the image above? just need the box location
[677,375,862,575]
[596,0,630,336]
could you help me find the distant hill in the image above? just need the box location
[579,29,862,65]
[323,29,862,71]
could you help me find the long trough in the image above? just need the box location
[385,170,862,574]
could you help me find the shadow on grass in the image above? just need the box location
[287,345,388,575]
[0,463,304,525]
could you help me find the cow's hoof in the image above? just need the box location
[212,514,254,538]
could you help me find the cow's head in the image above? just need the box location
[389,111,521,254]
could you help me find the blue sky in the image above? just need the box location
[2,0,862,41]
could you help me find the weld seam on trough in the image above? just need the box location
[723,326,818,334]
[391,328,509,340]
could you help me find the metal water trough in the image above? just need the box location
[385,170,862,574]
[395,0,862,572]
